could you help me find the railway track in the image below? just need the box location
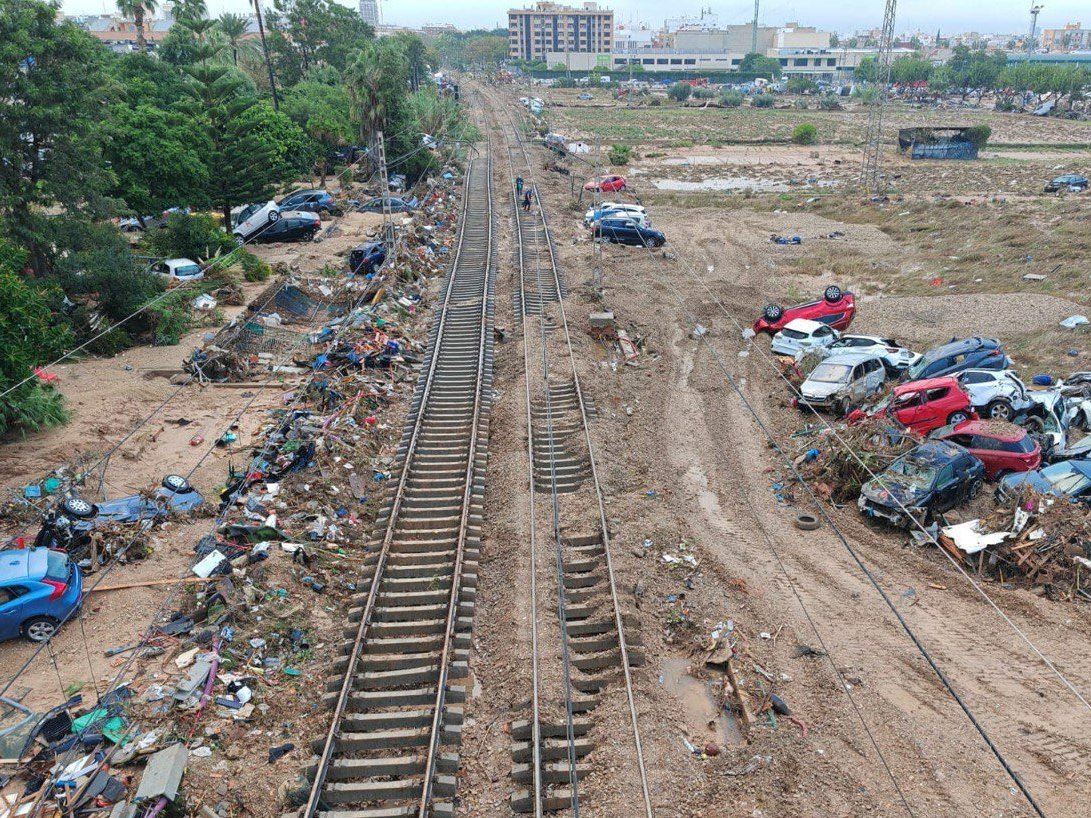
[296,146,496,818]
[487,90,655,818]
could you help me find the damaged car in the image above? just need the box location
[753,285,855,335]
[996,459,1091,505]
[904,337,1009,381]
[858,440,985,528]
[770,318,840,358]
[822,334,920,374]
[929,420,1042,481]
[954,369,1033,421]
[848,376,977,435]
[32,475,205,560]
[797,352,886,415]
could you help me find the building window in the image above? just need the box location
[827,58,836,66]
[642,58,653,64]
[731,58,741,65]
[656,58,668,64]
[670,58,681,64]
[779,58,788,66]
[684,58,696,64]
[793,58,807,66]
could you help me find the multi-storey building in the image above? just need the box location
[508,2,613,62]
[1041,23,1091,51]
[359,0,379,27]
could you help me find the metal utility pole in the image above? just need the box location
[860,0,897,195]
[252,0,279,111]
[1027,4,1044,51]
[750,0,759,54]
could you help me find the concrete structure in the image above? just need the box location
[775,23,830,49]
[666,25,775,53]
[73,13,172,51]
[508,2,614,61]
[1041,23,1091,51]
[359,0,379,27]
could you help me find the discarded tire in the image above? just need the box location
[794,513,820,531]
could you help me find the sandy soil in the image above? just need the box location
[464,82,1091,818]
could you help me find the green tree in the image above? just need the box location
[107,51,187,108]
[787,76,817,94]
[667,82,692,102]
[791,123,818,145]
[144,212,237,261]
[282,72,354,181]
[346,38,410,150]
[719,89,744,107]
[855,56,878,82]
[752,94,775,108]
[217,12,252,67]
[0,1,114,273]
[463,35,507,67]
[607,144,632,165]
[267,0,375,87]
[0,240,72,435]
[738,52,782,78]
[174,0,206,22]
[181,64,291,226]
[101,103,208,223]
[890,56,933,85]
[116,0,158,53]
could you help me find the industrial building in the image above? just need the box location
[508,2,614,62]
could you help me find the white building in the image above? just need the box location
[360,0,379,27]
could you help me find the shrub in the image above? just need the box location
[667,82,693,102]
[752,94,775,108]
[239,250,273,282]
[819,94,842,111]
[792,123,818,145]
[852,86,879,103]
[148,290,193,346]
[144,213,237,263]
[793,98,808,109]
[719,90,744,108]
[607,144,632,165]
[692,87,715,99]
[962,125,992,148]
[648,96,662,106]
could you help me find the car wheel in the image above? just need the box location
[947,411,970,425]
[162,474,192,493]
[762,304,784,322]
[968,478,982,500]
[823,285,843,303]
[836,398,851,417]
[985,399,1013,421]
[23,616,59,643]
[62,497,96,520]
[267,210,281,223]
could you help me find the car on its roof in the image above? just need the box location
[858,440,985,528]
[1045,174,1088,193]
[770,317,841,358]
[848,376,977,435]
[0,548,83,643]
[584,175,627,192]
[929,420,1041,481]
[903,337,1009,382]
[753,285,855,335]
[996,459,1091,504]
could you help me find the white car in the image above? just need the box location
[954,369,1033,421]
[588,209,649,228]
[583,203,646,225]
[148,258,204,284]
[770,318,840,358]
[822,334,919,373]
[233,201,281,241]
[799,352,887,415]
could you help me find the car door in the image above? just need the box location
[0,585,29,641]
[932,462,960,511]
[891,391,924,427]
[865,358,885,395]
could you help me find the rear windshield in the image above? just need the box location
[1000,436,1036,454]
[174,264,201,277]
[780,328,807,340]
[45,550,70,581]
[809,363,850,383]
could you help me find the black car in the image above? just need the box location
[278,189,342,216]
[357,196,417,214]
[593,218,666,248]
[903,337,1009,382]
[349,241,386,276]
[1044,174,1089,193]
[248,211,321,244]
[857,440,985,528]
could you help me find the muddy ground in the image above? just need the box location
[457,83,1091,818]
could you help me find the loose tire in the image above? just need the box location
[794,513,821,531]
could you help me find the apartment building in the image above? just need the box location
[1041,23,1091,51]
[509,2,613,61]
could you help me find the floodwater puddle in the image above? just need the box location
[659,656,744,747]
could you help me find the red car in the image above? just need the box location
[584,175,627,193]
[930,420,1041,481]
[848,376,977,435]
[753,286,856,334]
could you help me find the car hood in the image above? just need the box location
[861,476,926,508]
[801,380,843,399]
[1000,469,1055,496]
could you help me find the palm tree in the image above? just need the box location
[174,0,207,23]
[116,0,158,53]
[217,13,249,67]
[345,45,387,151]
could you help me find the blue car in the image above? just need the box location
[996,459,1091,504]
[0,548,83,642]
[277,189,343,216]
[33,475,204,558]
[349,241,386,276]
[904,337,1009,381]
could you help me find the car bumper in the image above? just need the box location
[857,496,911,527]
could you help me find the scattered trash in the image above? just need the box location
[1060,315,1089,329]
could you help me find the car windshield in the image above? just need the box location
[45,550,70,581]
[906,353,939,380]
[780,328,807,340]
[1044,463,1091,495]
[886,456,938,491]
[808,363,850,383]
[174,264,201,277]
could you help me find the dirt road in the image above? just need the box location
[467,84,1091,817]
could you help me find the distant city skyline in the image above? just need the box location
[59,0,1091,38]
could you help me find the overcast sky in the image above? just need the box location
[60,0,1088,36]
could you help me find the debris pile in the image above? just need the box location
[805,423,920,502]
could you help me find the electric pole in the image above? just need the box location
[860,0,897,194]
[1028,4,1044,51]
[750,0,759,54]
[375,130,395,255]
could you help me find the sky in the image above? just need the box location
[59,0,1090,36]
